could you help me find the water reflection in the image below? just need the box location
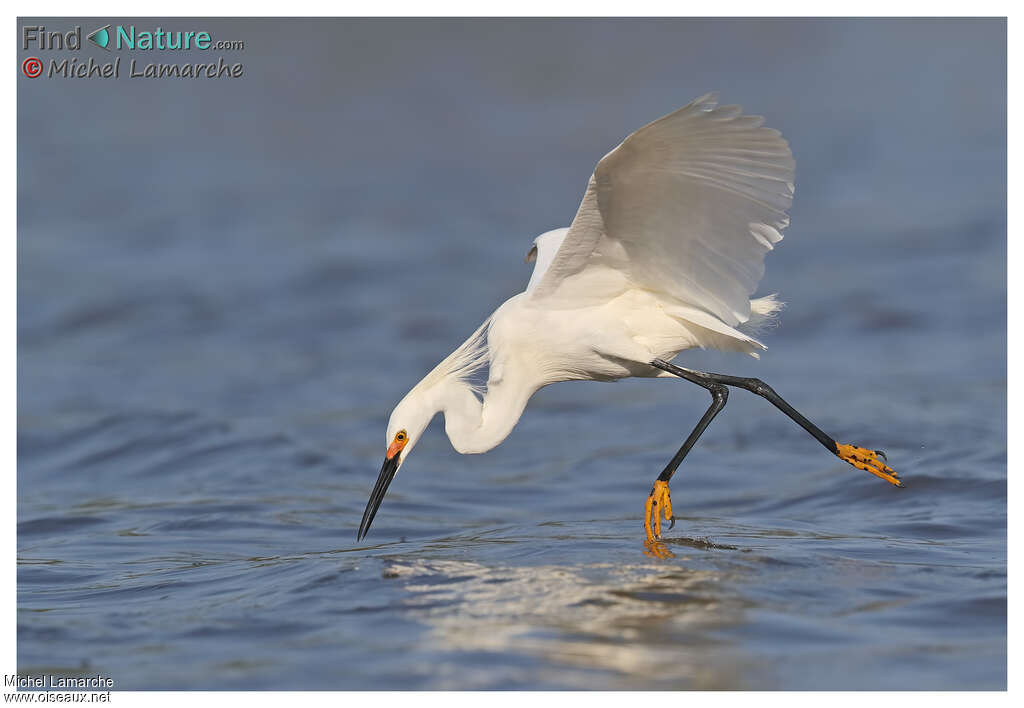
[382,556,753,689]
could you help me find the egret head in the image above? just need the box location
[356,391,435,541]
[357,317,489,542]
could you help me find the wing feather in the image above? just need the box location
[529,93,794,327]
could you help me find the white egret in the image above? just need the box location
[358,93,900,553]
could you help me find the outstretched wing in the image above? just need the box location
[529,93,794,327]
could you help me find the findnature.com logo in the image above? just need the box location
[21,23,246,80]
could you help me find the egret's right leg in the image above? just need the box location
[651,358,901,486]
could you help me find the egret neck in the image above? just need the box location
[435,371,538,455]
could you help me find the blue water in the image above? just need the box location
[18,18,1005,689]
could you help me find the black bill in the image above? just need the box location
[357,453,399,541]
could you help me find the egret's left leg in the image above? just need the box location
[644,378,729,551]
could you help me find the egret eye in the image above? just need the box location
[395,431,407,443]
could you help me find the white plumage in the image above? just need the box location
[529,92,793,331]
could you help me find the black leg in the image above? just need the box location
[656,379,728,485]
[651,358,839,455]
[650,358,901,488]
[643,373,728,544]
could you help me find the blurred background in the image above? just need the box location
[18,18,1005,689]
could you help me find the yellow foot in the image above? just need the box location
[835,443,903,487]
[644,480,674,542]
